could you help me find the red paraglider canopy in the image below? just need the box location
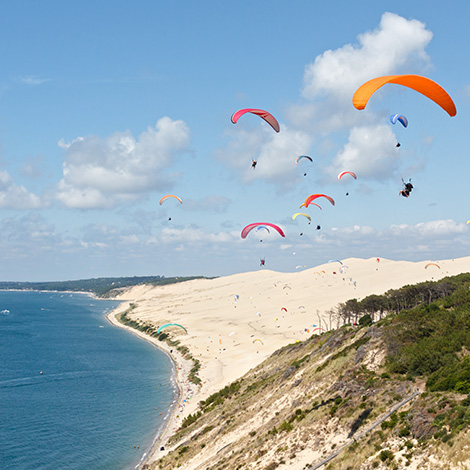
[231,108,280,133]
[301,194,335,208]
[241,223,285,239]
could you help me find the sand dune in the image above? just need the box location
[107,256,470,462]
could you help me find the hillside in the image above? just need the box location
[146,273,470,470]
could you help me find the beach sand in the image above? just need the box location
[107,256,470,467]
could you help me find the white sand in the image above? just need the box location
[107,256,470,465]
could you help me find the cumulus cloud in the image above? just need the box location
[302,12,432,102]
[390,219,467,237]
[56,117,190,209]
[331,219,467,242]
[0,171,42,209]
[329,125,401,180]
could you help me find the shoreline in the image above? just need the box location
[106,301,198,468]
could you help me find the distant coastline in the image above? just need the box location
[0,275,209,298]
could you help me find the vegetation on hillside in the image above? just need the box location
[118,305,201,385]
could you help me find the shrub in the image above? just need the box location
[359,314,373,326]
[379,449,394,462]
[399,427,411,437]
[279,421,293,432]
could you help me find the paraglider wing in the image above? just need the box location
[303,194,335,207]
[292,213,312,222]
[157,323,188,334]
[425,263,440,269]
[312,327,326,334]
[241,223,285,239]
[299,202,322,210]
[255,225,271,234]
[253,338,264,345]
[159,195,183,205]
[295,155,313,165]
[390,114,408,127]
[337,171,357,180]
[328,259,343,265]
[352,75,456,117]
[231,108,280,133]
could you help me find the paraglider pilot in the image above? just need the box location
[251,159,257,169]
[399,178,413,198]
[260,258,265,267]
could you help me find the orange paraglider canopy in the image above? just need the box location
[425,263,440,269]
[159,195,182,205]
[352,75,456,117]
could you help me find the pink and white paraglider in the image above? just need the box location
[241,223,285,239]
[231,108,280,133]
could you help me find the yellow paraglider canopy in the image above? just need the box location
[352,75,456,117]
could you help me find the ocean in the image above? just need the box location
[0,290,175,470]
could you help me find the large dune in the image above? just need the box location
[107,256,470,459]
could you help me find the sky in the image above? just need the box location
[1,1,470,281]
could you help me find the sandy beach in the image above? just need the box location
[107,256,470,466]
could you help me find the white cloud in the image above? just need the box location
[56,117,190,209]
[329,124,401,179]
[0,171,42,209]
[302,12,432,102]
[390,219,467,237]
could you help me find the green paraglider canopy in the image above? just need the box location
[157,323,188,334]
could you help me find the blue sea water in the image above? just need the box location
[0,290,176,470]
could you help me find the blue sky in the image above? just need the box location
[1,1,470,281]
